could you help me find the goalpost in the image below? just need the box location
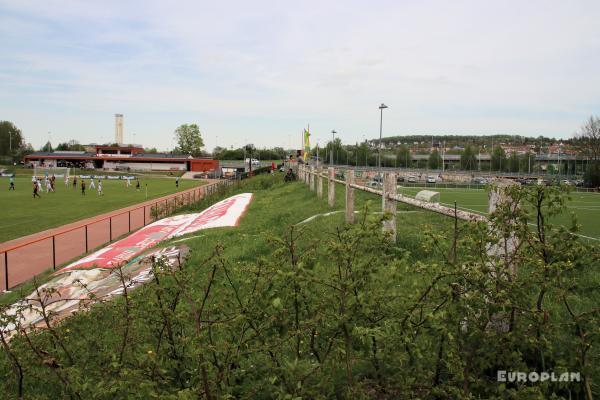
[33,166,71,179]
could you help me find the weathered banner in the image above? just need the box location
[59,193,253,272]
[2,246,188,335]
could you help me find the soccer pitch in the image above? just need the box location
[396,185,600,241]
[0,176,204,243]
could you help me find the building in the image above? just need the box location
[24,145,219,173]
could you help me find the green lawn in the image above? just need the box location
[396,185,600,240]
[0,176,204,242]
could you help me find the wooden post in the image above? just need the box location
[328,167,335,207]
[310,166,316,191]
[382,172,397,241]
[317,169,323,198]
[345,169,355,223]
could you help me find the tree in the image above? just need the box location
[428,150,442,169]
[174,124,204,157]
[0,121,24,157]
[460,145,477,170]
[508,152,520,172]
[41,141,53,152]
[396,145,411,168]
[491,146,507,171]
[56,140,85,151]
[574,116,600,187]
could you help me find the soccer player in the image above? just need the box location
[65,175,69,187]
[126,177,131,187]
[46,178,54,193]
[89,177,96,190]
[81,179,86,195]
[175,177,179,188]
[73,176,78,189]
[37,177,44,193]
[136,179,140,191]
[33,181,41,198]
[97,179,103,196]
[9,175,15,190]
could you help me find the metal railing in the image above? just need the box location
[0,180,233,291]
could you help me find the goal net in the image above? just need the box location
[33,166,71,179]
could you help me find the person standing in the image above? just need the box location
[98,179,103,196]
[89,177,96,190]
[136,179,140,191]
[9,175,15,190]
[126,177,131,187]
[33,181,41,198]
[73,176,78,189]
[81,179,86,195]
[175,177,179,188]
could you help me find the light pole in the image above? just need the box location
[330,130,336,165]
[378,103,388,174]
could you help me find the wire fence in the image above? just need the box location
[0,180,233,291]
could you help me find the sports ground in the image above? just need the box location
[0,175,204,242]
[397,185,600,240]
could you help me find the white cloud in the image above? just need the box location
[0,0,599,149]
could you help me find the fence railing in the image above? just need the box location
[0,180,233,291]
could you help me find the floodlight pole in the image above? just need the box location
[378,103,388,175]
[330,130,336,165]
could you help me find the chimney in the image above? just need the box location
[115,114,124,145]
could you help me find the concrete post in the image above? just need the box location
[382,172,397,241]
[310,166,316,191]
[345,169,355,223]
[305,165,310,185]
[486,181,520,332]
[317,169,323,198]
[328,167,335,207]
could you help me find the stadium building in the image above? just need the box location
[24,145,219,173]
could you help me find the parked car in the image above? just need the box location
[472,177,488,185]
[366,181,382,188]
[407,176,417,183]
[396,176,405,183]
[561,179,574,186]
[426,176,437,184]
[245,158,260,165]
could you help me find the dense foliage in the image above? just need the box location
[0,176,598,399]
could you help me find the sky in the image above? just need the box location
[1,0,599,151]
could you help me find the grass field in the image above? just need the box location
[396,185,600,240]
[0,176,205,242]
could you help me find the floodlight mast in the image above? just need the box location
[378,103,388,174]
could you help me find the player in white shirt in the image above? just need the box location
[89,178,96,189]
[126,177,132,187]
[97,180,103,196]
[46,179,54,192]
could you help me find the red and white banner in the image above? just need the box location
[58,193,253,272]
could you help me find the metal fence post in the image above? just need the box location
[52,236,56,270]
[109,217,112,241]
[4,252,8,291]
[345,169,355,223]
[85,225,88,252]
[128,210,131,232]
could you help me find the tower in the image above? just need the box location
[115,114,124,145]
